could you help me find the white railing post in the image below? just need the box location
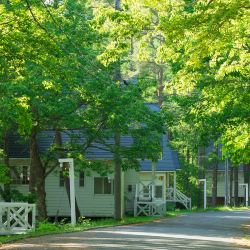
[247,184,249,207]
[0,202,36,235]
[7,206,10,231]
[239,183,249,207]
[135,184,138,200]
[173,172,176,200]
[25,205,28,228]
[32,204,36,229]
[59,158,76,226]
[152,184,155,200]
[198,179,207,209]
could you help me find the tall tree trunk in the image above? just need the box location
[130,37,135,72]
[197,146,205,208]
[114,131,122,220]
[29,127,47,220]
[234,167,239,206]
[211,146,219,207]
[211,165,218,207]
[157,67,164,108]
[186,148,190,164]
[229,163,233,206]
[198,146,205,177]
[54,130,81,220]
[211,147,219,207]
[112,0,123,221]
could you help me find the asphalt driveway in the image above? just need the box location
[2,210,250,250]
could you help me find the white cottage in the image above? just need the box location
[205,164,246,205]
[202,143,248,206]
[1,126,190,217]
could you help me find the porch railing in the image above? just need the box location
[0,202,36,235]
[134,182,166,216]
[134,200,166,217]
[166,188,192,209]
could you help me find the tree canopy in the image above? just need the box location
[0,0,249,214]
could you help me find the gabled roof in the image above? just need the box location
[7,132,180,171]
[6,103,180,171]
[140,135,180,171]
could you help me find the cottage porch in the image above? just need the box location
[134,171,191,216]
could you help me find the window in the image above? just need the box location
[142,186,150,197]
[155,185,163,198]
[59,170,64,187]
[94,177,113,194]
[79,171,84,187]
[128,185,132,192]
[11,166,29,185]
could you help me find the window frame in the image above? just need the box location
[79,171,85,187]
[59,170,64,187]
[11,166,29,185]
[94,177,113,195]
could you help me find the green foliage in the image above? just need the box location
[177,161,199,206]
[0,0,163,219]
[9,190,37,203]
[158,0,250,164]
[93,0,249,165]
[78,216,91,226]
[220,122,250,164]
[166,202,176,211]
[0,164,10,185]
[0,0,249,220]
[0,216,160,245]
[36,221,60,233]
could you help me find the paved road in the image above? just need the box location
[2,210,250,250]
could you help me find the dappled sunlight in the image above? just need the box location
[2,211,250,249]
[2,233,245,250]
[91,229,238,243]
[217,216,250,219]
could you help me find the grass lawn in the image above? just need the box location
[0,216,161,246]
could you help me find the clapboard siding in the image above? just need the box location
[45,167,115,217]
[124,169,139,212]
[206,171,245,197]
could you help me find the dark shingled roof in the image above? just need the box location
[140,134,180,171]
[7,103,180,171]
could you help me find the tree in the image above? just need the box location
[85,80,162,219]
[92,0,163,218]
[0,0,114,219]
[159,0,249,164]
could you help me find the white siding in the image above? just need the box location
[206,171,245,197]
[123,170,166,212]
[140,172,164,186]
[124,169,139,212]
[45,168,115,217]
